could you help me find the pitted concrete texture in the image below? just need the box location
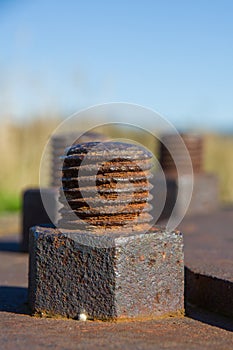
[28,226,184,320]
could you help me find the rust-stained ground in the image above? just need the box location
[0,208,233,349]
[1,309,233,350]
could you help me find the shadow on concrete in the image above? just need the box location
[185,266,233,332]
[186,304,233,332]
[0,286,29,315]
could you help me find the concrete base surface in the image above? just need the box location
[0,208,233,349]
[0,309,233,350]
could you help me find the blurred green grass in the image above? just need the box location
[0,191,20,214]
[0,118,60,215]
[0,119,232,214]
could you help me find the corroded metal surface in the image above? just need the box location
[50,132,107,187]
[159,133,204,176]
[21,188,58,252]
[28,225,184,320]
[59,141,154,231]
[156,133,219,219]
[29,141,184,320]
[1,310,233,350]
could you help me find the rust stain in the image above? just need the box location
[58,142,154,233]
[159,133,204,176]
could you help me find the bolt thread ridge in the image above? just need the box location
[50,132,106,187]
[58,141,154,233]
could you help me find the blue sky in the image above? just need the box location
[1,0,233,130]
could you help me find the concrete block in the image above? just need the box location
[28,225,184,321]
[21,188,58,252]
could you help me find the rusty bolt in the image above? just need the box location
[29,141,184,321]
[156,133,219,220]
[50,132,107,187]
[59,141,153,232]
[159,133,204,176]
[21,133,107,252]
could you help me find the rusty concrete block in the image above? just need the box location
[28,225,184,321]
[155,173,219,221]
[21,188,58,252]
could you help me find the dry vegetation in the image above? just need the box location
[204,133,233,203]
[0,119,232,213]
